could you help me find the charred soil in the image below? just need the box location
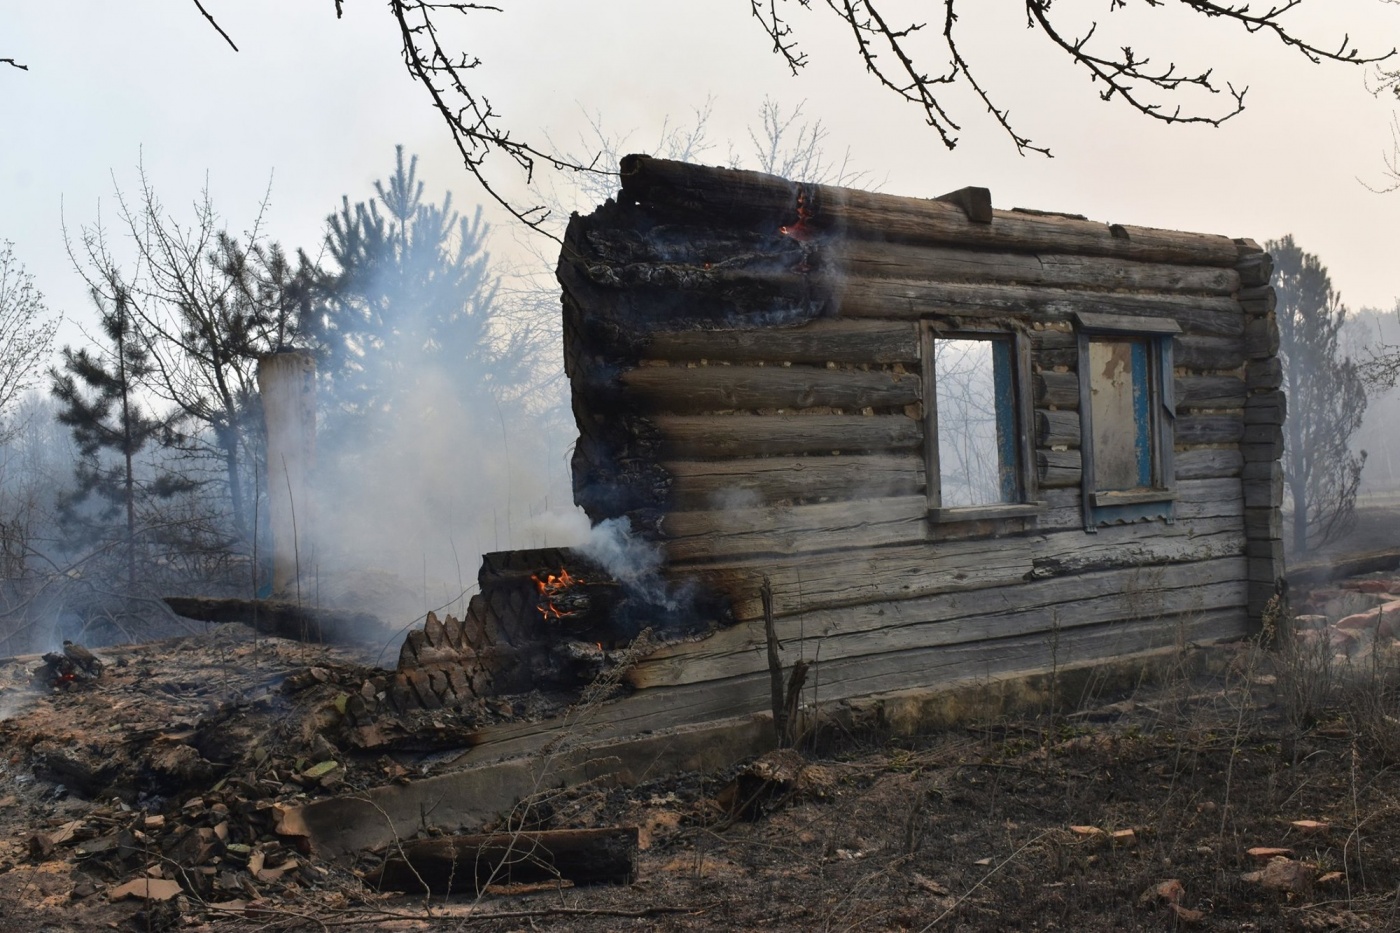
[2,593,1400,930]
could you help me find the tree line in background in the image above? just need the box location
[0,146,555,652]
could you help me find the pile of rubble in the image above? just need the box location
[1293,571,1400,658]
[0,627,422,928]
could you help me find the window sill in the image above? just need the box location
[1090,488,1177,508]
[929,502,1046,523]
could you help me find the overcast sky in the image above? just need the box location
[5,0,1400,340]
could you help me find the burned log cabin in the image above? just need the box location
[553,155,1283,723]
[381,156,1282,751]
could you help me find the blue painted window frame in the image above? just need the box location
[1073,312,1181,532]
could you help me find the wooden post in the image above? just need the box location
[258,351,316,599]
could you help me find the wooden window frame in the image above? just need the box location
[922,322,1041,523]
[1073,312,1181,531]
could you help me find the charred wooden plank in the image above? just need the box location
[654,413,922,459]
[620,364,920,413]
[366,827,639,894]
[162,597,383,644]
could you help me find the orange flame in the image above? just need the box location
[532,568,586,621]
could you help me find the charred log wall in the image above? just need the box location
[559,155,1281,708]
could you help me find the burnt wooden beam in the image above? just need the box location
[619,156,1241,266]
[162,597,383,644]
[367,827,639,894]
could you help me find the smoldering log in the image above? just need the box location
[366,827,640,894]
[162,597,383,644]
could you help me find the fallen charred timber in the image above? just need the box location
[365,827,640,894]
[162,597,386,645]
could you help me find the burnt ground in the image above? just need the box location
[0,525,1398,930]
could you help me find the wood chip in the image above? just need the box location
[109,877,182,901]
[1289,820,1330,834]
[1069,825,1106,837]
[1246,846,1294,859]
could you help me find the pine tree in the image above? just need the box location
[49,284,172,588]
[1268,235,1369,555]
[309,145,522,429]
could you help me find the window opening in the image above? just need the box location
[923,325,1039,523]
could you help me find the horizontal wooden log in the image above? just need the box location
[366,828,639,894]
[654,413,922,459]
[1238,285,1277,316]
[832,239,1240,295]
[689,512,1245,623]
[661,495,927,563]
[1175,335,1245,372]
[630,557,1249,688]
[686,535,1034,622]
[620,156,1242,266]
[1036,409,1081,448]
[1235,244,1272,288]
[1174,447,1244,480]
[1244,506,1282,541]
[1035,371,1080,408]
[1037,449,1082,488]
[1037,476,1244,530]
[1175,414,1244,446]
[1244,316,1280,358]
[1244,390,1286,425]
[1246,357,1284,391]
[1175,375,1247,410]
[663,454,924,509]
[831,276,1243,329]
[642,319,920,365]
[620,363,920,413]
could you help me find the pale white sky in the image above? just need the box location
[4,0,1400,340]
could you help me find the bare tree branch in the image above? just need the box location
[190,0,239,52]
[1,58,27,71]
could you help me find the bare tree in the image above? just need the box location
[1269,235,1369,555]
[0,242,60,440]
[149,1,1390,231]
[67,169,304,546]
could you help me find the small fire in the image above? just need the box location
[779,187,816,243]
[533,568,585,621]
